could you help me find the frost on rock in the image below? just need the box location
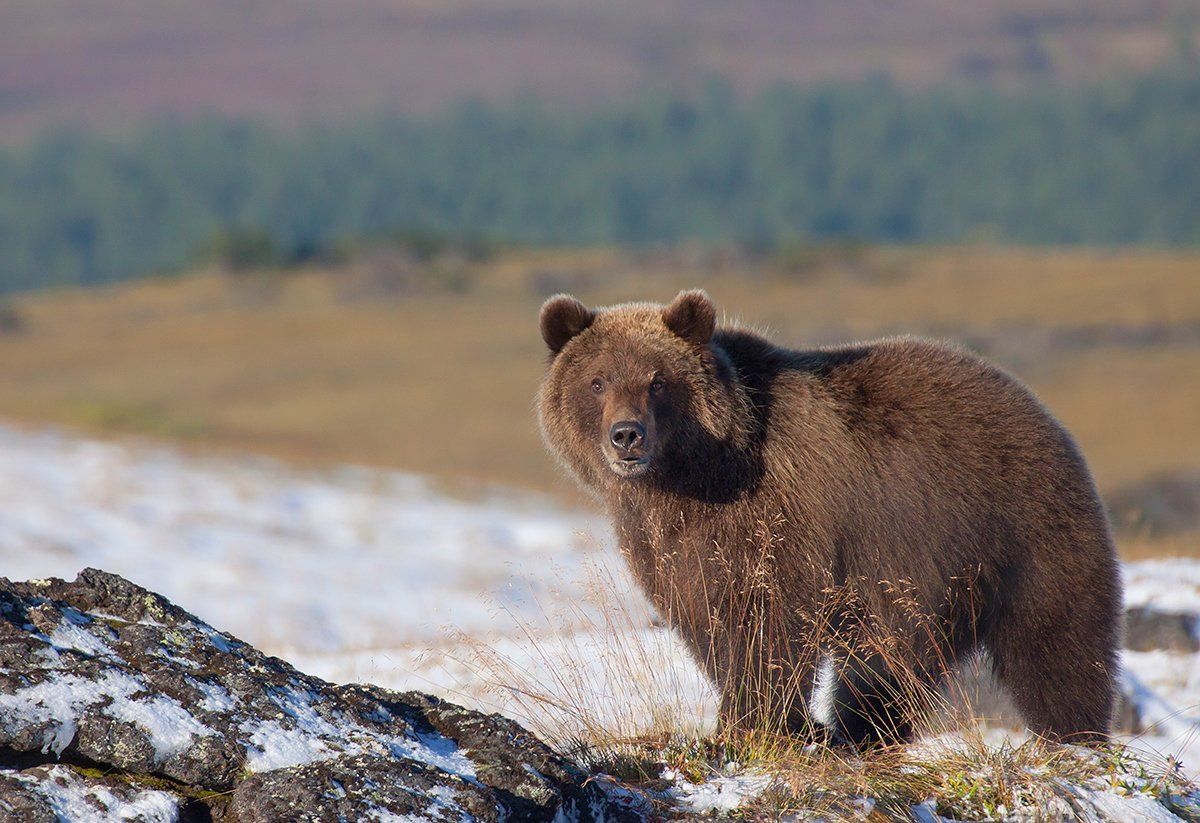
[0,569,647,822]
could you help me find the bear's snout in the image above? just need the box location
[609,420,646,455]
[606,419,651,477]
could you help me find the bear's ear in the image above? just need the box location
[663,289,716,346]
[540,294,595,354]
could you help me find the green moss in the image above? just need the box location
[63,764,229,802]
[69,400,210,440]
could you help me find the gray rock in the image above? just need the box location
[1124,607,1200,654]
[231,754,500,822]
[0,568,649,822]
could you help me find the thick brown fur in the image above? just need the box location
[536,290,1122,748]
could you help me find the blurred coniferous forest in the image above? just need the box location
[2,70,1199,292]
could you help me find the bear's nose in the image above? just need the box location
[609,421,646,454]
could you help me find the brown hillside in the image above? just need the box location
[1,243,1198,556]
[2,0,1196,140]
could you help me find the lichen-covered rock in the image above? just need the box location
[0,765,181,823]
[231,754,499,822]
[0,569,648,821]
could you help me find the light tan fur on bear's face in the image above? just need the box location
[537,291,749,493]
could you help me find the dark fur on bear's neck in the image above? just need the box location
[628,328,886,504]
[537,293,1122,748]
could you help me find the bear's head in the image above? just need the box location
[537,289,749,494]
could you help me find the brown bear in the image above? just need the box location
[536,289,1121,748]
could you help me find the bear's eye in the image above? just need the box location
[591,378,605,394]
[649,376,667,396]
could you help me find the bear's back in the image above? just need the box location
[712,329,1089,517]
[716,329,1052,441]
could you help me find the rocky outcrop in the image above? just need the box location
[0,569,649,822]
[2,567,1196,822]
[1124,606,1200,654]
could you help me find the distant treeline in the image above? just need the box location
[2,70,1199,291]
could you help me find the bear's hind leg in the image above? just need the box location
[987,567,1120,743]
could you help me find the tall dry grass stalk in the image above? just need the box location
[449,523,988,758]
[633,511,991,749]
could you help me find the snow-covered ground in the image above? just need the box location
[0,423,713,741]
[1,422,1197,780]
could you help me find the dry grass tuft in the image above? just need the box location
[443,540,1196,818]
[447,559,714,748]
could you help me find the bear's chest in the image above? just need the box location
[613,502,791,600]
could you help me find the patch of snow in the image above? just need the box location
[241,718,335,773]
[1121,650,1200,774]
[910,800,952,823]
[103,690,216,764]
[393,731,479,782]
[238,685,476,777]
[291,624,716,746]
[0,671,144,756]
[810,654,837,728]
[187,677,239,712]
[1124,560,1200,613]
[586,773,655,819]
[0,423,612,655]
[11,765,180,822]
[47,617,118,659]
[196,624,236,654]
[1067,782,1184,823]
[154,647,202,670]
[0,669,214,762]
[663,767,774,814]
[370,784,469,823]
